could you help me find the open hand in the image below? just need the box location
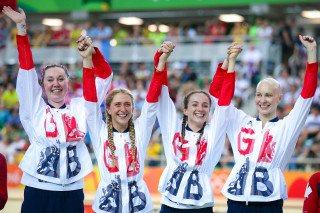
[2,7,26,23]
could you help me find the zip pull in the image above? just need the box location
[246,200,248,205]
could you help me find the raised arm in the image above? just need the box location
[137,42,175,151]
[3,7,26,35]
[4,7,45,136]
[278,36,318,170]
[78,32,113,105]
[3,7,33,70]
[218,43,242,106]
[299,35,318,99]
[155,42,180,155]
[81,41,106,151]
[209,42,241,107]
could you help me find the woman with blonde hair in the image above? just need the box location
[83,42,174,212]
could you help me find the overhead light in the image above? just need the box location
[110,39,117,47]
[42,18,63,27]
[159,24,169,33]
[302,10,320,19]
[219,14,244,23]
[148,24,157,32]
[118,17,143,25]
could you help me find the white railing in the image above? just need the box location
[4,37,280,67]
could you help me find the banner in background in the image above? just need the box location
[18,0,110,12]
[7,164,313,199]
[18,0,319,12]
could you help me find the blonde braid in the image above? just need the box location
[128,117,136,170]
[106,113,116,168]
[197,122,206,145]
[180,115,187,153]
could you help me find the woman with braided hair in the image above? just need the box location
[155,41,242,212]
[83,42,174,212]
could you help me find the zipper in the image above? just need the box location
[57,109,67,187]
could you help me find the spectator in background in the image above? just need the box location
[147,128,162,167]
[257,18,273,41]
[52,23,70,46]
[279,18,295,72]
[293,27,308,75]
[277,68,295,94]
[230,22,248,43]
[1,82,18,110]
[132,79,147,116]
[7,107,22,129]
[84,21,97,39]
[148,25,166,45]
[69,22,81,47]
[0,101,11,128]
[6,132,26,163]
[0,135,10,159]
[0,18,10,66]
[135,62,151,81]
[181,64,197,83]
[42,26,54,46]
[95,21,112,61]
[0,153,7,210]
[248,17,262,43]
[31,29,45,48]
[301,104,320,144]
[112,23,128,46]
[240,41,262,85]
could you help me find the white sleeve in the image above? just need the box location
[95,73,113,106]
[135,101,158,152]
[16,68,46,138]
[156,85,179,156]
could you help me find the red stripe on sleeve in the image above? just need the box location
[83,68,98,102]
[218,72,235,106]
[16,34,34,70]
[146,70,165,103]
[92,47,112,79]
[301,62,318,99]
[154,51,168,86]
[209,63,227,98]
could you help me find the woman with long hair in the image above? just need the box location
[83,41,174,212]
[155,41,242,212]
[3,6,112,213]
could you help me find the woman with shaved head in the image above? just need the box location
[220,35,318,213]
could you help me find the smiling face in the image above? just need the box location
[42,67,69,108]
[255,78,283,120]
[106,92,134,132]
[183,92,211,131]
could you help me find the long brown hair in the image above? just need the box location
[180,90,211,152]
[105,88,136,169]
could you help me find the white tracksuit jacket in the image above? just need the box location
[83,51,165,213]
[156,61,235,209]
[221,62,318,203]
[16,34,112,190]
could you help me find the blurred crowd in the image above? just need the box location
[0,15,319,170]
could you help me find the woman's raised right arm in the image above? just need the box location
[3,7,45,133]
